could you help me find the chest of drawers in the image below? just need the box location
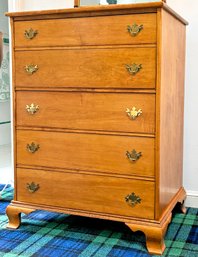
[6,2,188,255]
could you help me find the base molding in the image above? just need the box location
[186,190,198,208]
[6,187,187,255]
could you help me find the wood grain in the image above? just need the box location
[16,168,155,219]
[10,18,18,201]
[14,13,156,48]
[156,9,186,218]
[16,91,155,134]
[15,47,156,89]
[7,3,187,255]
[16,130,155,177]
[6,185,186,230]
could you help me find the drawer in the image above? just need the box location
[17,168,155,219]
[17,91,155,134]
[15,47,156,89]
[17,130,154,177]
[14,14,156,48]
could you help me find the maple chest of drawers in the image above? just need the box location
[6,2,188,255]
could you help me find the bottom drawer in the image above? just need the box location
[17,168,155,220]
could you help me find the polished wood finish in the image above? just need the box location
[7,3,187,255]
[6,3,188,26]
[16,91,155,134]
[17,130,155,177]
[16,168,155,219]
[15,47,156,89]
[14,14,156,48]
[6,205,35,229]
[7,187,186,227]
[156,8,186,217]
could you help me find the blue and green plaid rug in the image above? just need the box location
[0,184,197,257]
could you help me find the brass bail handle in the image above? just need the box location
[24,28,38,40]
[26,103,39,115]
[26,182,40,193]
[126,149,142,162]
[125,192,141,207]
[127,23,143,37]
[125,63,142,76]
[25,64,39,75]
[126,107,142,120]
[26,142,40,153]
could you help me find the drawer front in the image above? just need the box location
[17,91,155,134]
[15,14,156,48]
[17,168,155,219]
[15,47,156,89]
[17,130,154,177]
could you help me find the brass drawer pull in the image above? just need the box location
[127,23,143,37]
[126,149,142,162]
[126,107,142,120]
[24,28,38,40]
[125,63,142,76]
[26,103,39,115]
[125,192,141,207]
[26,142,40,153]
[26,182,40,193]
[25,64,39,75]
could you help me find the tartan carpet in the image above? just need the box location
[0,185,197,257]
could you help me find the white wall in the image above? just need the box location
[166,0,198,206]
[0,0,8,34]
[0,0,12,186]
[8,0,101,11]
[9,0,73,11]
[0,0,10,146]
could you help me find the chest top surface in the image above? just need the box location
[6,2,188,25]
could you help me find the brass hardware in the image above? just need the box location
[127,23,143,37]
[26,182,40,193]
[126,107,142,120]
[24,28,38,40]
[125,192,141,207]
[126,149,142,162]
[26,103,39,115]
[125,63,142,76]
[25,64,39,75]
[26,142,40,153]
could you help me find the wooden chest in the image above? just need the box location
[6,2,188,255]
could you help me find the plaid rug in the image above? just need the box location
[0,185,197,257]
[0,184,13,201]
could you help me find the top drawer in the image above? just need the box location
[14,13,157,48]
